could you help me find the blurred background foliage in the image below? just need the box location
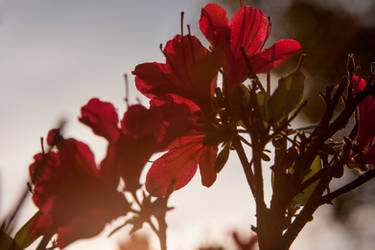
[197,0,375,249]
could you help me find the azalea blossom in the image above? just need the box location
[133,34,219,115]
[80,96,196,191]
[199,3,302,88]
[29,129,129,248]
[132,34,220,195]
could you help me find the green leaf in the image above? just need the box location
[268,71,305,122]
[292,156,322,207]
[229,83,250,122]
[0,230,14,250]
[257,92,270,122]
[14,211,42,249]
[214,144,230,173]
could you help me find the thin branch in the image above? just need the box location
[240,47,266,93]
[320,169,375,205]
[295,168,325,196]
[36,235,52,250]
[232,136,254,193]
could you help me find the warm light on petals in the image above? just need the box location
[249,39,302,73]
[80,98,120,142]
[146,135,217,196]
[199,3,301,88]
[29,131,129,247]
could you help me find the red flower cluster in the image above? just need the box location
[28,3,301,247]
[133,3,301,195]
[200,3,301,89]
[80,96,197,193]
[29,130,129,248]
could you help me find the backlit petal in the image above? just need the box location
[198,145,218,187]
[230,6,269,58]
[79,98,120,142]
[250,39,302,73]
[199,3,230,47]
[146,135,205,196]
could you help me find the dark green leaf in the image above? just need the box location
[268,71,305,121]
[292,156,322,207]
[257,92,270,121]
[214,144,230,173]
[14,211,42,249]
[229,83,250,122]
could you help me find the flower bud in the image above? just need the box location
[346,53,355,73]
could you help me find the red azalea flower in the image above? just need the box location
[352,76,375,165]
[132,34,221,196]
[133,34,219,114]
[145,96,219,196]
[80,97,197,191]
[29,129,129,248]
[199,3,302,88]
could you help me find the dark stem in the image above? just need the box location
[240,47,266,93]
[36,235,52,250]
[156,217,167,250]
[320,169,375,205]
[252,146,269,250]
[232,136,254,194]
[282,173,332,249]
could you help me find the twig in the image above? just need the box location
[320,169,375,205]
[240,47,266,93]
[36,235,52,250]
[232,136,254,193]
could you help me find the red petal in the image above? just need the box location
[121,104,165,143]
[133,62,175,99]
[99,143,120,187]
[134,35,218,114]
[353,75,367,94]
[58,138,98,177]
[199,3,230,47]
[250,39,302,73]
[46,129,62,146]
[116,135,156,191]
[145,135,206,196]
[363,143,375,165]
[29,213,54,239]
[357,98,375,149]
[150,94,201,115]
[230,6,269,59]
[198,145,218,187]
[357,96,374,148]
[352,76,375,148]
[150,94,199,146]
[79,98,120,142]
[164,35,219,113]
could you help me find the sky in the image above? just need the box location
[0,0,370,250]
